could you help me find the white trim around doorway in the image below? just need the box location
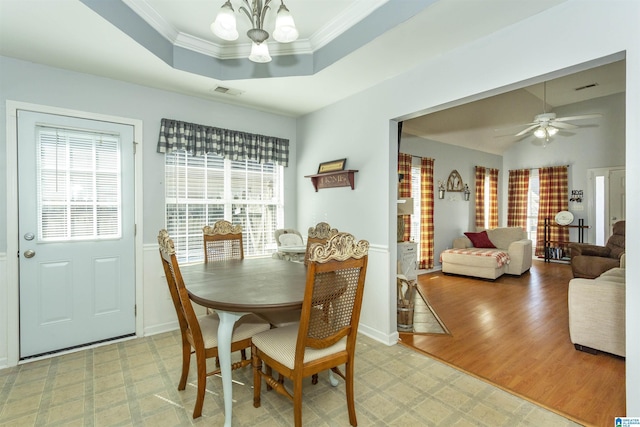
[4,100,144,367]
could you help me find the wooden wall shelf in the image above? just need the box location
[305,170,358,192]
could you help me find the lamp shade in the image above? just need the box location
[211,1,238,40]
[397,197,414,215]
[273,5,299,43]
[249,42,272,63]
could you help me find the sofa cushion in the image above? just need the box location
[595,274,625,284]
[599,267,625,279]
[596,267,625,283]
[485,227,526,250]
[464,231,495,248]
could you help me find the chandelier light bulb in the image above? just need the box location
[273,4,299,43]
[211,0,239,41]
[249,42,272,63]
[547,126,558,136]
[211,0,298,62]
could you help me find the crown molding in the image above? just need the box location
[123,0,388,59]
[308,0,388,51]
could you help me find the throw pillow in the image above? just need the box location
[464,231,496,248]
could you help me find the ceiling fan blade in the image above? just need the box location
[515,124,539,137]
[554,113,602,122]
[551,121,578,129]
[494,122,536,132]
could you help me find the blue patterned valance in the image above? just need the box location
[157,118,289,167]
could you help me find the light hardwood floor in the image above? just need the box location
[399,259,625,427]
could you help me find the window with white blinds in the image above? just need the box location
[165,150,284,263]
[37,126,122,241]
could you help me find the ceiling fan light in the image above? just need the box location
[534,128,546,139]
[249,42,272,63]
[273,3,299,43]
[211,0,238,41]
[547,126,558,136]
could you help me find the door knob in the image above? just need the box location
[23,249,36,258]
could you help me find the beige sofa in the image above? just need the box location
[568,254,625,357]
[441,227,532,280]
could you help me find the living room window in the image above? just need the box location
[526,169,540,248]
[410,166,421,245]
[165,150,284,263]
[483,175,491,229]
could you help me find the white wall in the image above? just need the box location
[296,0,640,414]
[0,56,298,365]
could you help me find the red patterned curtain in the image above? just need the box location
[419,158,435,269]
[507,169,530,228]
[536,166,569,257]
[488,168,499,229]
[474,166,486,229]
[397,153,412,241]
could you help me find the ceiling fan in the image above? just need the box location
[513,81,601,143]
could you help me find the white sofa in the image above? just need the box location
[440,227,532,280]
[568,255,626,357]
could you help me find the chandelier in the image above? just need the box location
[211,0,299,63]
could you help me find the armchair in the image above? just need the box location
[569,220,625,279]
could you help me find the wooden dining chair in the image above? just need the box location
[203,220,243,262]
[304,222,339,266]
[256,226,316,329]
[157,229,270,419]
[251,232,369,427]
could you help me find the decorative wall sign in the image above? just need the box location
[446,170,464,192]
[305,170,358,191]
[570,190,583,203]
[317,158,346,174]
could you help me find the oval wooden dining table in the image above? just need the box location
[180,257,307,427]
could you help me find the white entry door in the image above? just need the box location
[588,167,625,245]
[18,110,136,358]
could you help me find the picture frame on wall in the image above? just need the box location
[317,158,347,174]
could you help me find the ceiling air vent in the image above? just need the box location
[575,83,598,91]
[211,86,244,96]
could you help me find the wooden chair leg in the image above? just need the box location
[193,352,206,419]
[178,341,190,390]
[252,345,262,408]
[265,364,273,391]
[293,376,304,427]
[345,361,357,426]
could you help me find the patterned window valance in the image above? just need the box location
[157,118,289,167]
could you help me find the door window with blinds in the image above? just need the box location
[37,126,122,241]
[165,150,284,263]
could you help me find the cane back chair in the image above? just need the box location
[157,229,270,418]
[203,220,244,262]
[251,232,369,427]
[304,222,339,266]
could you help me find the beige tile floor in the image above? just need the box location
[0,330,581,426]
